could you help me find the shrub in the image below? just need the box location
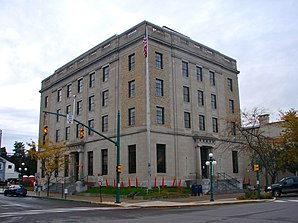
[238,189,273,200]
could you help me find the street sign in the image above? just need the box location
[66,114,74,124]
[98,175,103,182]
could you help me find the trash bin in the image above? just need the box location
[191,184,199,196]
[197,184,202,195]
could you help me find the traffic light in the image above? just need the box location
[43,125,48,135]
[116,165,122,173]
[79,127,84,139]
[254,164,259,172]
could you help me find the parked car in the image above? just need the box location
[265,176,298,197]
[4,185,27,197]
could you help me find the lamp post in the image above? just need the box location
[205,153,217,202]
[18,162,27,183]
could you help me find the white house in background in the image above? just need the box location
[0,157,20,181]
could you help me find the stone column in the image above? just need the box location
[79,152,84,180]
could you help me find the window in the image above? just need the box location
[212,117,218,133]
[209,71,215,86]
[41,159,45,178]
[182,61,188,77]
[183,86,190,102]
[229,99,235,113]
[67,84,72,98]
[44,96,48,108]
[78,78,83,93]
[66,105,71,115]
[128,54,135,71]
[55,129,60,142]
[184,112,191,128]
[232,151,239,173]
[89,72,95,88]
[155,52,163,69]
[128,80,135,98]
[199,115,205,131]
[227,78,233,91]
[74,125,82,138]
[102,90,108,107]
[103,66,109,82]
[88,151,93,176]
[102,115,108,132]
[128,145,136,173]
[211,94,217,109]
[196,66,203,81]
[88,119,94,135]
[56,109,61,122]
[156,79,164,96]
[57,89,62,102]
[8,164,12,169]
[0,163,3,170]
[128,108,135,126]
[101,149,108,175]
[88,95,95,111]
[231,122,236,135]
[65,127,70,140]
[76,100,82,115]
[157,144,166,173]
[198,90,204,106]
[64,155,69,177]
[156,106,164,124]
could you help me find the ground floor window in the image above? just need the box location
[232,151,239,173]
[64,155,69,177]
[128,145,136,173]
[88,151,93,176]
[102,149,108,175]
[157,144,166,173]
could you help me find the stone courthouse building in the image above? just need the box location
[38,21,244,188]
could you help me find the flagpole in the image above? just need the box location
[144,25,152,190]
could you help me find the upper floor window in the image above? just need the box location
[55,129,60,142]
[155,52,163,69]
[199,115,205,131]
[88,119,94,136]
[156,79,164,97]
[209,71,215,86]
[103,66,109,82]
[44,96,48,108]
[128,54,135,71]
[128,80,135,98]
[183,86,190,102]
[211,94,217,109]
[156,106,164,125]
[102,115,108,132]
[182,61,189,77]
[128,107,136,126]
[67,84,72,98]
[89,72,95,88]
[227,78,233,91]
[184,112,191,128]
[57,89,62,102]
[66,105,71,115]
[76,100,82,115]
[56,109,61,122]
[78,78,83,93]
[231,122,236,135]
[212,117,218,133]
[196,66,203,81]
[102,90,109,107]
[198,90,204,106]
[89,95,95,111]
[65,127,70,140]
[229,99,235,113]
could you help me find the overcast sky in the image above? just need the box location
[0,0,297,153]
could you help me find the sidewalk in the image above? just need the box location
[26,191,273,208]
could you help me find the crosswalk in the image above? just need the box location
[274,199,298,203]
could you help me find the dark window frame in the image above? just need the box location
[128,145,136,174]
[157,144,166,173]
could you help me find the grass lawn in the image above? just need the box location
[84,186,191,197]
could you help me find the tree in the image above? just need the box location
[28,139,67,197]
[276,109,298,175]
[221,108,282,185]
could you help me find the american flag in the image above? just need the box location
[143,29,147,58]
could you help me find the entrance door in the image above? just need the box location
[200,147,209,178]
[74,153,79,181]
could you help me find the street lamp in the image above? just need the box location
[205,153,217,202]
[18,162,27,183]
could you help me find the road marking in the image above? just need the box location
[0,206,126,218]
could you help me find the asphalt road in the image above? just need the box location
[0,194,297,223]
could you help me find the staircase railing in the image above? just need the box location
[216,172,240,189]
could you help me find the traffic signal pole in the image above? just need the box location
[42,110,121,203]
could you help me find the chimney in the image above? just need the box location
[258,114,270,126]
